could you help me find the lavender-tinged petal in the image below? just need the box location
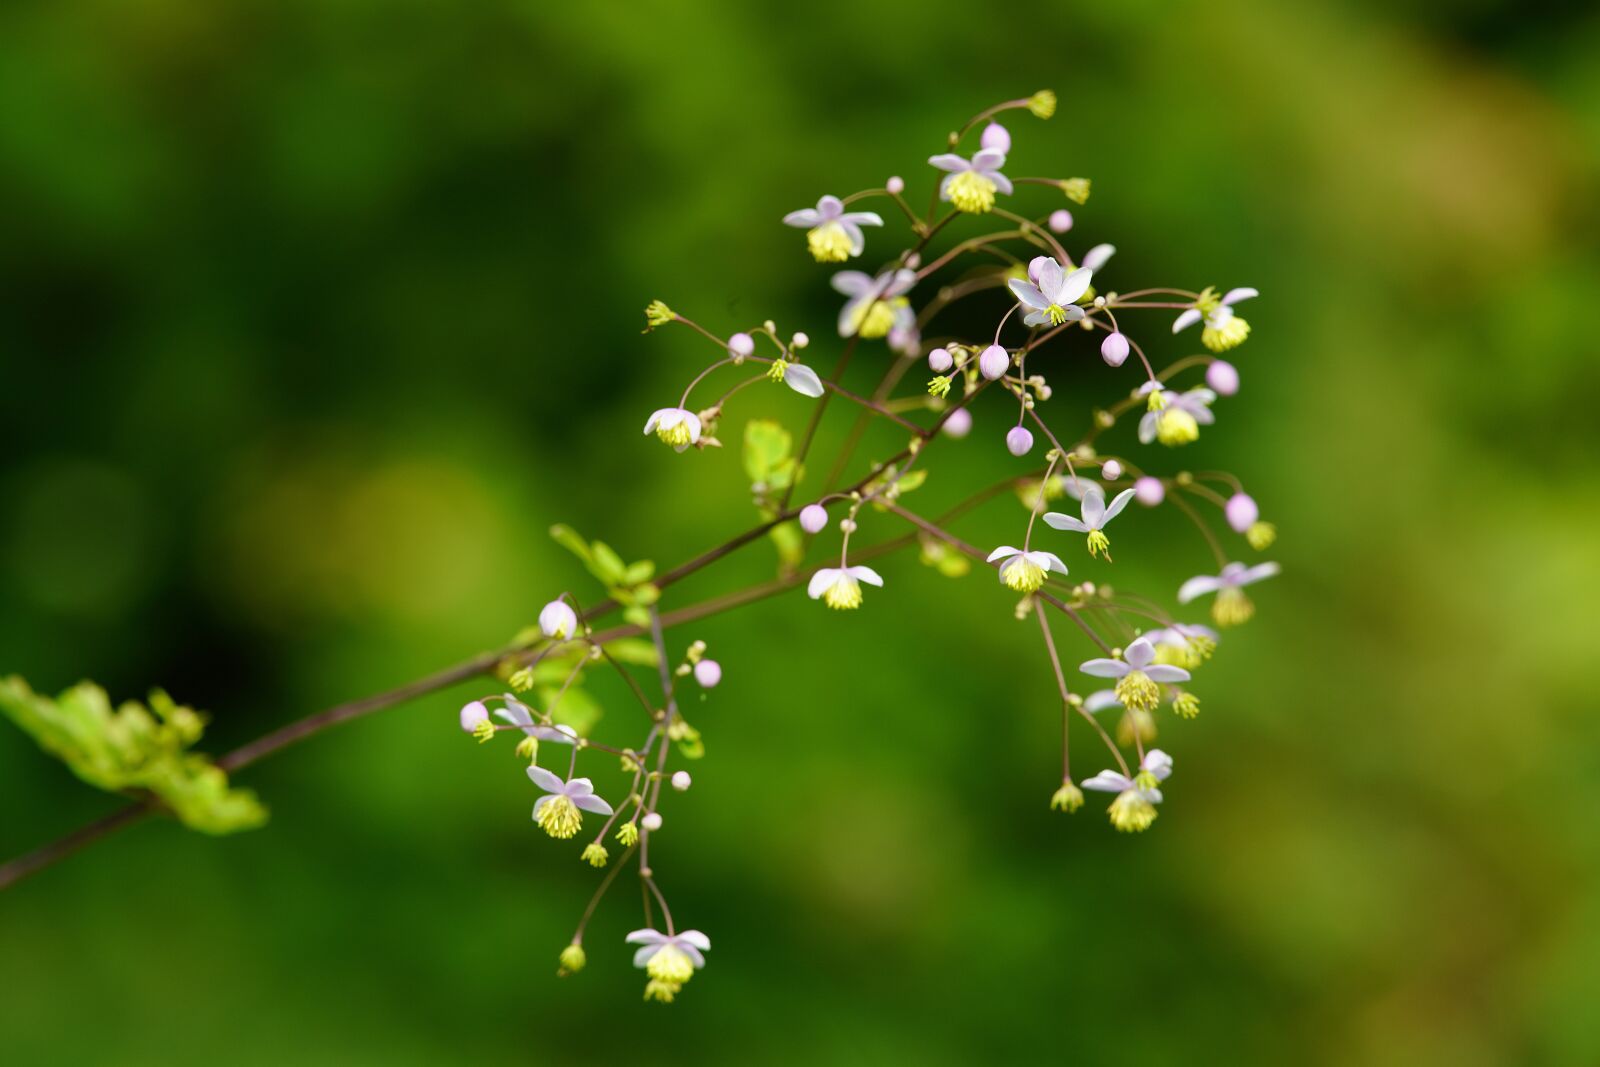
[1042,512,1089,533]
[573,794,613,815]
[838,211,883,228]
[1058,266,1094,305]
[837,294,870,337]
[1177,575,1225,603]
[1031,551,1069,575]
[1082,243,1116,272]
[633,945,663,968]
[564,777,594,797]
[847,565,884,587]
[883,269,917,297]
[1082,771,1134,793]
[625,929,668,945]
[816,195,844,218]
[1061,304,1085,320]
[1144,665,1191,683]
[526,766,566,793]
[676,944,707,969]
[1101,488,1137,524]
[1080,658,1131,678]
[927,153,970,173]
[1124,637,1155,669]
[1172,308,1202,333]
[1008,278,1050,309]
[1022,310,1051,328]
[1238,562,1281,586]
[677,930,711,951]
[1081,488,1106,528]
[784,364,825,398]
[987,171,1013,196]
[1084,690,1122,713]
[1138,411,1159,445]
[1221,286,1259,305]
[830,271,873,297]
[781,208,822,228]
[838,221,866,257]
[532,795,552,818]
[971,147,1007,171]
[986,545,1021,563]
[1144,749,1174,779]
[1030,257,1064,299]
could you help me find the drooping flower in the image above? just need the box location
[1084,690,1157,746]
[1137,386,1216,447]
[987,545,1069,593]
[781,195,884,263]
[807,565,885,610]
[1079,636,1190,713]
[1007,256,1092,327]
[1028,90,1057,119]
[496,696,583,745]
[627,928,710,1003]
[927,148,1012,214]
[539,599,578,639]
[1173,286,1258,352]
[1140,624,1220,668]
[1044,486,1137,560]
[1178,562,1280,627]
[558,943,586,976]
[1082,749,1173,832]
[643,407,702,452]
[527,766,614,840]
[978,344,1010,380]
[1050,780,1084,812]
[833,269,916,339]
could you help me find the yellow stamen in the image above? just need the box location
[581,843,609,867]
[644,978,681,1003]
[1146,389,1168,412]
[1001,556,1047,593]
[1086,530,1111,560]
[655,419,695,448]
[1247,521,1277,550]
[1108,790,1158,832]
[558,943,586,976]
[823,576,863,610]
[536,794,582,839]
[1029,90,1057,119]
[1115,669,1161,712]
[947,170,998,214]
[1202,315,1250,352]
[646,945,695,985]
[806,222,853,263]
[1060,177,1090,204]
[616,821,639,847]
[856,298,904,339]
[1156,409,1200,446]
[1173,692,1201,719]
[1050,782,1084,813]
[1212,587,1255,627]
[1116,708,1157,747]
[766,359,789,383]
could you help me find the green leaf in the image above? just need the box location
[622,559,656,585]
[743,419,793,483]
[549,523,594,564]
[600,638,660,667]
[540,685,602,737]
[769,520,804,568]
[0,676,268,835]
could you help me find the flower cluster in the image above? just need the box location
[456,93,1280,1000]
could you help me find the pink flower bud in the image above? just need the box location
[798,503,829,534]
[886,175,905,195]
[694,659,722,688]
[928,347,953,373]
[979,344,1010,381]
[1006,426,1034,457]
[1225,493,1259,533]
[1048,209,1074,234]
[671,771,692,791]
[1101,332,1130,368]
[1101,460,1123,480]
[728,332,754,357]
[1134,476,1165,507]
[459,701,489,733]
[641,812,663,832]
[1207,360,1239,396]
[943,408,973,438]
[981,122,1011,154]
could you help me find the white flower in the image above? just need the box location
[927,148,1012,214]
[767,360,825,398]
[627,927,710,1000]
[496,696,581,743]
[527,765,613,839]
[1044,486,1136,560]
[832,268,916,340]
[1173,287,1258,352]
[644,407,702,452]
[1178,561,1279,627]
[1007,256,1092,327]
[1137,386,1215,447]
[1079,636,1190,713]
[1082,749,1173,832]
[539,599,578,639]
[1081,243,1116,272]
[807,565,884,610]
[986,545,1068,593]
[782,195,883,262]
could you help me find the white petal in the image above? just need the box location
[1124,637,1155,669]
[816,195,844,217]
[625,928,668,945]
[1144,665,1190,683]
[1008,278,1050,310]
[807,568,841,599]
[1221,287,1258,306]
[633,945,662,968]
[829,271,873,297]
[987,171,1013,195]
[1177,575,1225,603]
[526,765,566,793]
[781,208,822,228]
[1084,690,1122,713]
[1057,267,1094,305]
[847,565,884,587]
[927,153,969,173]
[839,211,883,228]
[1143,749,1173,780]
[986,545,1021,563]
[1081,243,1116,272]
[971,147,1006,171]
[1238,562,1281,586]
[1042,512,1089,533]
[1082,771,1133,793]
[1028,256,1063,299]
[1101,488,1136,524]
[1080,488,1106,528]
[1079,658,1131,678]
[574,794,614,815]
[676,930,711,951]
[784,364,825,398]
[1171,308,1202,333]
[1028,551,1069,575]
[1138,411,1159,444]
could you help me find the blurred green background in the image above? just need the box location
[3,0,1598,1063]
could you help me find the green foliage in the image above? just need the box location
[548,524,659,627]
[743,420,806,569]
[0,677,267,834]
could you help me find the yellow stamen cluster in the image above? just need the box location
[508,667,536,692]
[1115,668,1161,712]
[1146,388,1169,412]
[647,945,695,985]
[947,170,998,214]
[806,221,853,262]
[1212,587,1255,627]
[928,375,952,398]
[644,978,680,1003]
[536,794,583,839]
[1202,315,1250,352]
[515,736,538,762]
[581,842,609,868]
[616,820,639,847]
[1173,692,1201,719]
[1108,790,1158,832]
[1001,556,1047,593]
[472,719,497,744]
[1086,530,1111,560]
[1060,177,1091,204]
[558,943,586,976]
[1247,521,1277,550]
[1050,781,1084,813]
[1156,409,1201,446]
[857,297,905,339]
[766,359,789,383]
[655,420,695,448]
[643,300,676,330]
[822,576,864,610]
[1043,303,1071,325]
[1028,90,1057,119]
